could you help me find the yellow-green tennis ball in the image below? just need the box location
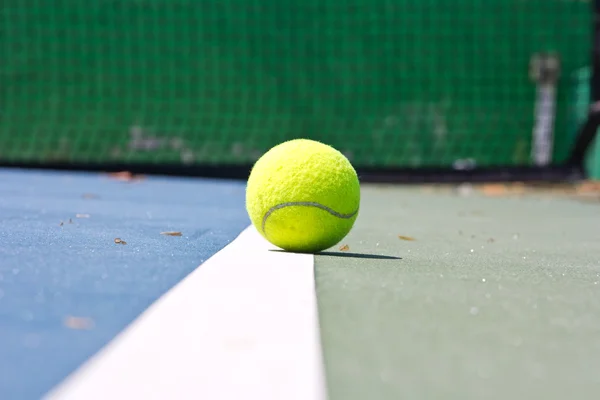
[246,138,360,253]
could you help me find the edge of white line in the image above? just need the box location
[45,226,327,400]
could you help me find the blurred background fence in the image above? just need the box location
[0,0,595,174]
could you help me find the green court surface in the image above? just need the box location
[316,185,600,399]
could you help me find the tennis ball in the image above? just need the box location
[246,138,360,253]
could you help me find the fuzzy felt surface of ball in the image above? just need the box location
[246,139,360,253]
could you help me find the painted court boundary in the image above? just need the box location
[45,226,327,400]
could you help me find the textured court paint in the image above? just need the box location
[262,202,359,233]
[0,169,249,400]
[316,186,600,400]
[46,227,326,400]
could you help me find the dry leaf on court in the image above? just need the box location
[480,183,526,197]
[161,231,182,236]
[480,183,508,196]
[107,171,145,183]
[398,235,416,241]
[339,244,350,251]
[114,238,127,245]
[64,316,95,330]
[576,180,600,194]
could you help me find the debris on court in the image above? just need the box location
[63,316,95,330]
[480,183,526,197]
[106,171,145,183]
[160,231,182,236]
[114,238,127,245]
[419,180,600,202]
[398,235,415,241]
[476,180,600,200]
[339,244,350,251]
[575,180,600,199]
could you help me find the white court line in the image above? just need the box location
[45,226,327,400]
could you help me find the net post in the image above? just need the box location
[529,52,561,166]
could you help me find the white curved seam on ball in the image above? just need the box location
[261,201,359,233]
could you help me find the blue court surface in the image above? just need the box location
[0,168,250,399]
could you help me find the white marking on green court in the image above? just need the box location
[45,226,327,400]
